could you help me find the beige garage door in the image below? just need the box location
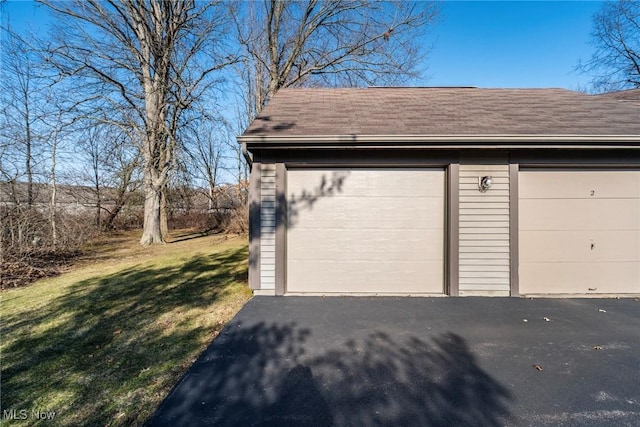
[519,170,640,294]
[286,168,444,294]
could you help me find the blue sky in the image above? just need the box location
[2,0,603,90]
[424,1,603,89]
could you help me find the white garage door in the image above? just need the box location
[286,168,444,294]
[519,170,640,294]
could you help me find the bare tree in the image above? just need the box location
[47,112,61,247]
[0,28,45,207]
[183,118,227,211]
[225,112,249,204]
[80,126,110,229]
[233,0,439,118]
[40,0,233,244]
[582,0,640,92]
[76,124,141,230]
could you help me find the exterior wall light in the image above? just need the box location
[479,176,493,192]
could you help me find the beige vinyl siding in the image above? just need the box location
[459,165,510,296]
[260,164,276,290]
[286,168,445,294]
[519,170,640,294]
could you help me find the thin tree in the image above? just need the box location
[40,0,233,244]
[583,0,640,92]
[233,0,439,118]
[80,125,109,229]
[47,111,62,248]
[76,124,141,230]
[225,110,249,203]
[183,118,227,211]
[0,28,43,207]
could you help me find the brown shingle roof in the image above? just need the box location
[242,87,640,138]
[594,88,640,106]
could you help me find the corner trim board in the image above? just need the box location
[509,162,520,297]
[447,163,460,296]
[275,163,287,296]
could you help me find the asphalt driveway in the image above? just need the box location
[149,297,640,426]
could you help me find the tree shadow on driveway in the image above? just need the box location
[149,322,512,426]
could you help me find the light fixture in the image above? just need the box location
[478,176,493,192]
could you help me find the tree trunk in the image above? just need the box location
[104,191,128,230]
[160,189,169,239]
[94,162,101,229]
[104,206,121,230]
[25,109,33,207]
[140,178,163,245]
[50,134,58,248]
[95,185,102,230]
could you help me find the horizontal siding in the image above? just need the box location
[460,264,510,272]
[460,252,509,259]
[461,221,509,228]
[260,164,276,289]
[459,164,510,294]
[461,258,510,266]
[460,246,509,253]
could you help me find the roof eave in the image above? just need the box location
[239,134,640,149]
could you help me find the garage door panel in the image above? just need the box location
[520,263,640,294]
[287,260,443,294]
[288,228,444,261]
[288,168,444,198]
[519,170,640,295]
[291,196,444,229]
[521,230,640,262]
[287,168,444,294]
[520,171,640,199]
[520,199,640,230]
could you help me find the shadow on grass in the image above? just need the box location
[1,246,248,426]
[168,230,224,243]
[149,323,512,426]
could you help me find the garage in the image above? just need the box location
[286,168,445,295]
[241,87,640,296]
[519,170,640,295]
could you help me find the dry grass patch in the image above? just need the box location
[1,232,252,426]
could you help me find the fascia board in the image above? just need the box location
[239,134,640,149]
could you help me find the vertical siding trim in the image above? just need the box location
[509,162,520,297]
[249,162,261,290]
[275,163,286,296]
[448,163,460,296]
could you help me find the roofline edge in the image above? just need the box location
[238,134,640,148]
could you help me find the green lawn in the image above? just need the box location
[0,232,252,426]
